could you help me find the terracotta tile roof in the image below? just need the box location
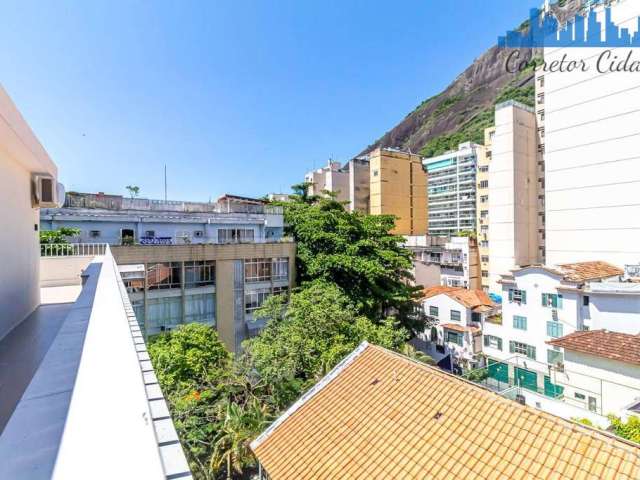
[440,323,481,335]
[422,286,495,313]
[548,330,640,366]
[252,343,640,479]
[556,261,624,282]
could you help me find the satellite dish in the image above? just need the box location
[56,182,66,208]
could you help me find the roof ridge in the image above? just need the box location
[366,344,640,453]
[250,341,371,451]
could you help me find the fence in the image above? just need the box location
[41,243,108,257]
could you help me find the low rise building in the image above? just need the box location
[251,342,640,480]
[405,235,480,289]
[41,191,285,245]
[548,330,640,419]
[112,242,295,352]
[418,286,496,372]
[423,142,480,237]
[478,261,640,423]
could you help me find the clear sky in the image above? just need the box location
[1,0,531,201]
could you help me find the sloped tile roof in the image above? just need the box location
[252,343,640,479]
[422,286,495,312]
[548,330,640,366]
[556,261,624,282]
[440,323,481,335]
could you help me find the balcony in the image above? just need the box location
[486,313,503,325]
[0,245,190,479]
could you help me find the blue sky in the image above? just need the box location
[1,0,531,201]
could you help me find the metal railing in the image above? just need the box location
[41,243,108,257]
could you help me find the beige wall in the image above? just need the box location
[113,242,296,352]
[369,148,427,236]
[0,85,57,340]
[477,127,494,291]
[40,257,94,287]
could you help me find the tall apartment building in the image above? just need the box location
[304,158,370,212]
[476,127,495,292]
[423,142,480,237]
[541,0,640,267]
[488,101,541,294]
[369,147,428,236]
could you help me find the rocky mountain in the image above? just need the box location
[361,1,584,158]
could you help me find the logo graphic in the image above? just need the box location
[499,6,640,48]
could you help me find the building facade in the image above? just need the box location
[369,147,427,236]
[304,160,350,204]
[113,242,295,353]
[541,0,640,266]
[476,127,494,291]
[423,142,480,237]
[41,192,285,246]
[405,235,480,289]
[418,286,496,371]
[488,101,541,294]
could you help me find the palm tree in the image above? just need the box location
[210,399,270,480]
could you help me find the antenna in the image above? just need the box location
[164,164,168,201]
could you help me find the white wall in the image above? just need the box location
[587,293,640,334]
[544,1,640,266]
[0,86,57,340]
[40,257,94,287]
[484,268,580,370]
[559,350,640,417]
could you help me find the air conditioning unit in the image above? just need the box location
[32,173,61,207]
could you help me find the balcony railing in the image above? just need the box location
[41,243,108,257]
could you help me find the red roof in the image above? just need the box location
[422,286,495,312]
[548,330,640,366]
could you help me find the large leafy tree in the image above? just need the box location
[244,281,408,399]
[283,187,423,333]
[149,324,274,479]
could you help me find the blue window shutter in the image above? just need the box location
[522,290,527,304]
[508,289,514,302]
[542,293,547,306]
[558,294,563,309]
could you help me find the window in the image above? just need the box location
[146,296,182,331]
[89,230,101,238]
[245,287,272,313]
[509,341,536,360]
[574,392,586,400]
[450,310,461,322]
[547,348,563,365]
[373,169,379,177]
[484,335,503,351]
[546,321,563,338]
[272,286,289,297]
[194,230,204,238]
[147,262,181,290]
[513,315,527,330]
[480,210,488,219]
[244,258,272,283]
[184,293,215,326]
[145,230,155,238]
[446,330,463,346]
[479,166,489,173]
[184,261,215,288]
[583,296,590,306]
[218,228,255,244]
[429,306,439,318]
[481,256,489,263]
[480,195,488,203]
[272,258,289,281]
[482,270,489,278]
[479,180,489,189]
[542,293,563,309]
[508,288,527,304]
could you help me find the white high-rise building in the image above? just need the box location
[423,142,481,237]
[542,0,640,267]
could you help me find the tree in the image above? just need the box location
[244,281,408,401]
[126,185,140,198]
[40,227,81,244]
[608,415,640,443]
[210,399,270,480]
[283,196,423,334]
